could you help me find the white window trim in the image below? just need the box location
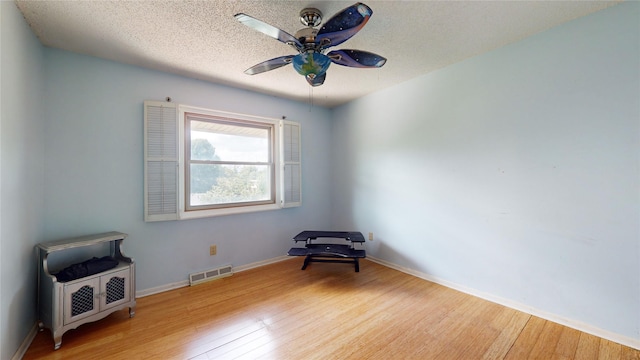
[144,101,301,222]
[178,104,283,220]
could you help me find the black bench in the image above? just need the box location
[287,231,366,272]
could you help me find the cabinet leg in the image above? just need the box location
[129,306,136,318]
[53,337,62,350]
[52,329,63,350]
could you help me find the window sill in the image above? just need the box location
[178,203,282,220]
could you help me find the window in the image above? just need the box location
[144,101,301,221]
[185,113,274,210]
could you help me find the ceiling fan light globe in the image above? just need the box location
[292,52,331,78]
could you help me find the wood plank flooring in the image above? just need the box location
[24,258,640,359]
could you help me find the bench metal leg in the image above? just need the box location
[301,255,311,270]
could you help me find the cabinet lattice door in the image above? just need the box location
[100,268,130,310]
[64,278,100,324]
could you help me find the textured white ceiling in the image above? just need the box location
[15,0,620,108]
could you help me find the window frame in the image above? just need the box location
[183,112,276,212]
[177,105,283,220]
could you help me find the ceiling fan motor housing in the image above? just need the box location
[295,27,319,49]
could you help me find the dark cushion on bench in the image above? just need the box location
[54,256,119,282]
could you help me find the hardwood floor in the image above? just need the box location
[24,258,640,359]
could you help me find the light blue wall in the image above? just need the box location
[42,49,333,291]
[331,2,639,341]
[0,2,46,359]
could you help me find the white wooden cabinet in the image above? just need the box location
[37,232,136,350]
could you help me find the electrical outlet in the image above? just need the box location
[368,232,374,241]
[209,245,217,256]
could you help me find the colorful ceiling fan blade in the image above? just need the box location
[244,55,295,75]
[235,13,303,49]
[316,3,372,49]
[327,49,386,68]
[306,72,326,87]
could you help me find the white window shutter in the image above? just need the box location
[280,120,301,207]
[144,101,179,221]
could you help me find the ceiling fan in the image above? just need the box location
[235,2,387,87]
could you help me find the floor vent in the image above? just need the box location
[189,265,233,286]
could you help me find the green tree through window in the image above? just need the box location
[198,165,269,204]
[190,139,220,193]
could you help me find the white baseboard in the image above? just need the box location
[12,322,39,360]
[135,280,190,298]
[135,255,291,298]
[233,255,290,273]
[366,256,640,350]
